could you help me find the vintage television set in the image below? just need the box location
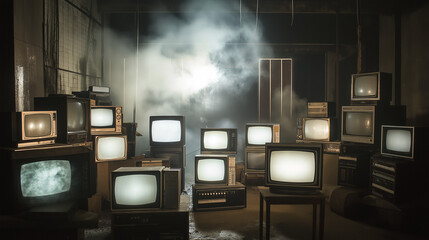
[302,118,336,142]
[350,72,392,105]
[200,128,237,154]
[245,123,280,147]
[0,111,57,148]
[94,135,127,162]
[265,143,323,194]
[111,167,163,211]
[149,116,185,147]
[34,95,91,144]
[0,145,95,215]
[341,105,405,145]
[195,155,229,185]
[91,106,122,135]
[245,147,266,174]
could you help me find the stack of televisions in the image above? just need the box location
[192,127,247,211]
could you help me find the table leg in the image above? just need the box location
[259,193,263,240]
[313,203,317,240]
[266,202,270,240]
[319,199,325,240]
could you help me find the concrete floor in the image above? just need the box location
[85,185,428,240]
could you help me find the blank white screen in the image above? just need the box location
[248,126,272,145]
[98,137,125,160]
[204,131,228,149]
[91,108,114,127]
[386,129,412,153]
[152,120,181,142]
[197,159,225,182]
[270,151,315,182]
[114,175,157,205]
[304,119,329,140]
[354,75,377,97]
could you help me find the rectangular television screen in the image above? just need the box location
[381,125,414,159]
[341,106,375,144]
[245,149,265,173]
[95,135,127,162]
[195,155,229,185]
[351,72,392,104]
[265,143,323,193]
[303,118,331,141]
[111,167,163,211]
[91,106,122,135]
[200,128,237,154]
[149,116,185,147]
[245,123,280,146]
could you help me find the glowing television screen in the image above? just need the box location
[302,118,333,142]
[111,167,163,211]
[195,155,229,185]
[94,135,127,162]
[381,125,414,159]
[265,143,323,193]
[200,128,237,154]
[351,72,392,104]
[149,116,185,147]
[246,123,280,146]
[0,145,95,214]
[91,106,122,135]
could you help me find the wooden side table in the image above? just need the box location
[258,186,325,240]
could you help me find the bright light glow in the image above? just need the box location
[98,137,126,160]
[197,159,225,181]
[67,101,86,131]
[114,175,157,205]
[304,119,329,140]
[270,151,315,182]
[248,126,272,145]
[354,75,377,97]
[247,152,265,170]
[21,160,71,197]
[151,120,182,142]
[386,130,412,153]
[91,108,114,127]
[204,131,228,149]
[24,114,51,137]
[345,112,373,136]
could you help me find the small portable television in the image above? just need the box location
[245,123,280,147]
[200,128,237,154]
[0,111,57,148]
[265,143,323,194]
[149,116,185,147]
[245,148,266,173]
[91,106,122,135]
[195,155,229,185]
[351,72,392,104]
[302,118,335,142]
[111,166,163,211]
[0,145,95,214]
[94,135,127,162]
[34,94,91,144]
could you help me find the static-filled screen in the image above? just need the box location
[354,75,378,97]
[91,108,114,127]
[98,137,125,160]
[304,119,329,140]
[114,175,157,205]
[270,151,315,183]
[151,120,181,142]
[248,126,272,145]
[204,131,228,149]
[197,159,225,182]
[21,160,71,197]
[247,152,265,170]
[67,101,86,131]
[344,112,373,137]
[24,114,51,137]
[386,129,412,153]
